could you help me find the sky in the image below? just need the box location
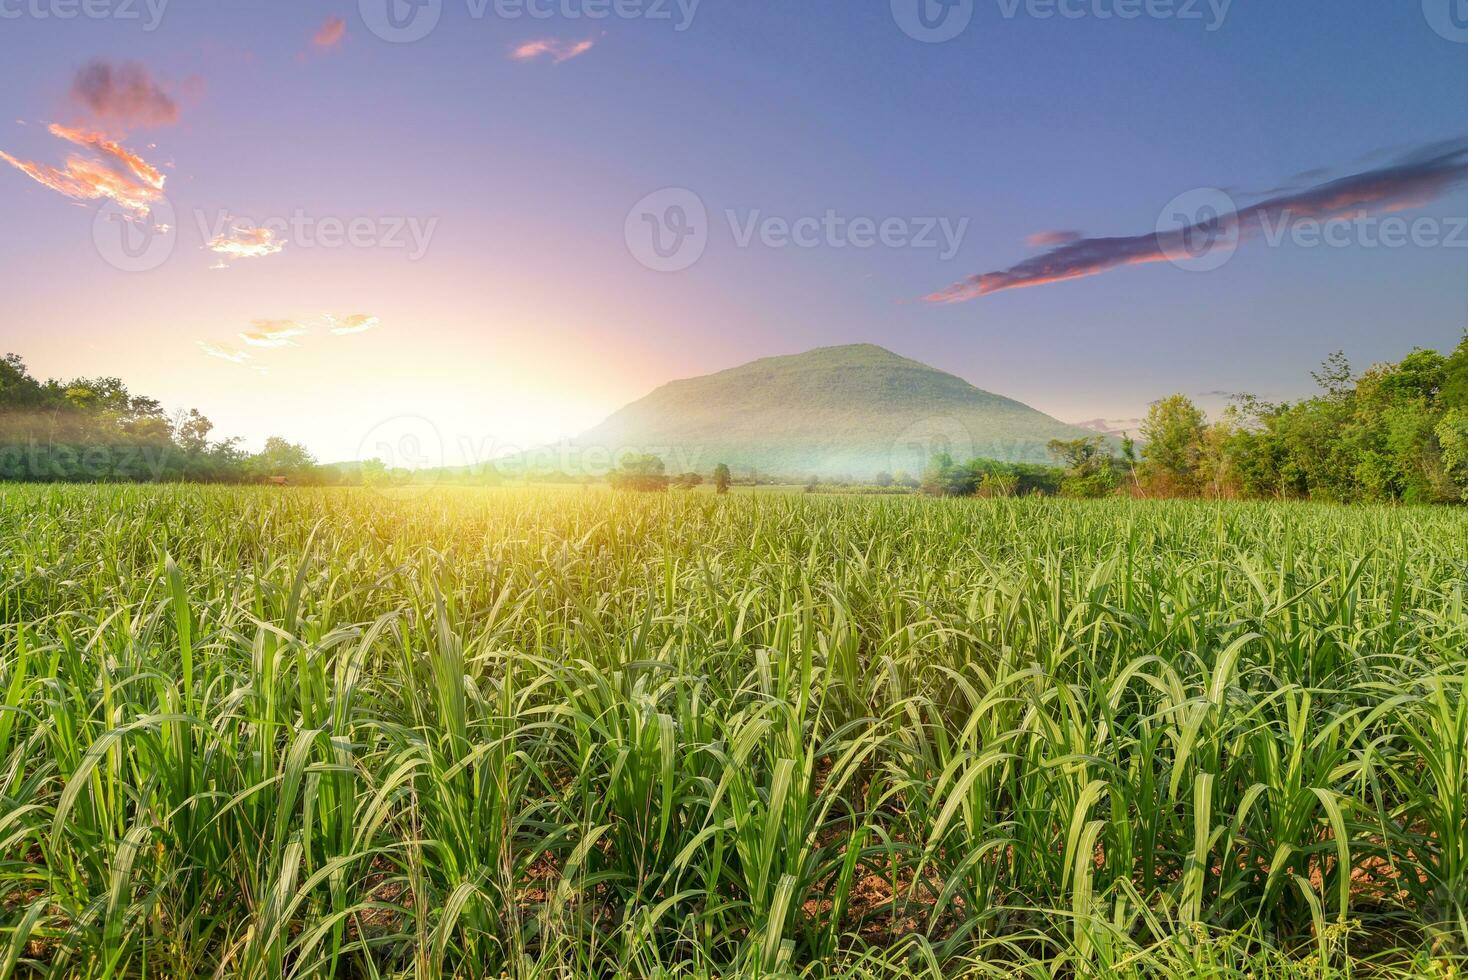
[2,0,1466,466]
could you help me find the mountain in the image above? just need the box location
[1074,417,1145,438]
[561,345,1104,479]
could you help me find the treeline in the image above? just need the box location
[7,333,1468,504]
[0,354,336,484]
[925,331,1468,504]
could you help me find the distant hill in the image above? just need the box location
[558,344,1105,479]
[1074,417,1145,438]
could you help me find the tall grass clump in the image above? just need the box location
[1,484,1465,978]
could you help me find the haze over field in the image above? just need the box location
[563,344,1102,477]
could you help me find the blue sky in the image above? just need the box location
[2,0,1465,461]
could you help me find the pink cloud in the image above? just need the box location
[0,123,166,218]
[511,38,595,64]
[1025,230,1082,248]
[313,16,347,49]
[207,225,286,261]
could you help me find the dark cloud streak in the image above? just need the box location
[70,60,178,130]
[927,138,1468,303]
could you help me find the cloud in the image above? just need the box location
[207,225,286,261]
[927,137,1468,303]
[1025,230,1082,248]
[329,313,380,335]
[1,123,166,218]
[49,124,165,191]
[70,60,179,131]
[198,341,252,364]
[240,320,308,347]
[511,38,595,63]
[313,16,347,48]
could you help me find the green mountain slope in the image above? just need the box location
[565,344,1102,478]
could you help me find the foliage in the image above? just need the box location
[1047,435,1120,498]
[2,486,1466,977]
[713,462,732,494]
[922,452,1068,498]
[609,452,671,492]
[0,353,329,484]
[1145,332,1468,504]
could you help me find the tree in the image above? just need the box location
[1046,435,1116,498]
[674,471,704,490]
[610,453,670,492]
[251,437,321,484]
[874,471,894,487]
[713,463,732,495]
[1140,395,1206,495]
[173,409,214,456]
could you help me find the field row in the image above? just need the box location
[2,486,1466,978]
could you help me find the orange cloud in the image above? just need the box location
[1,124,165,218]
[313,16,347,49]
[48,124,165,191]
[240,320,308,347]
[511,38,595,63]
[207,226,286,260]
[329,313,380,336]
[1025,230,1081,248]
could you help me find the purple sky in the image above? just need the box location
[3,1,1466,464]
